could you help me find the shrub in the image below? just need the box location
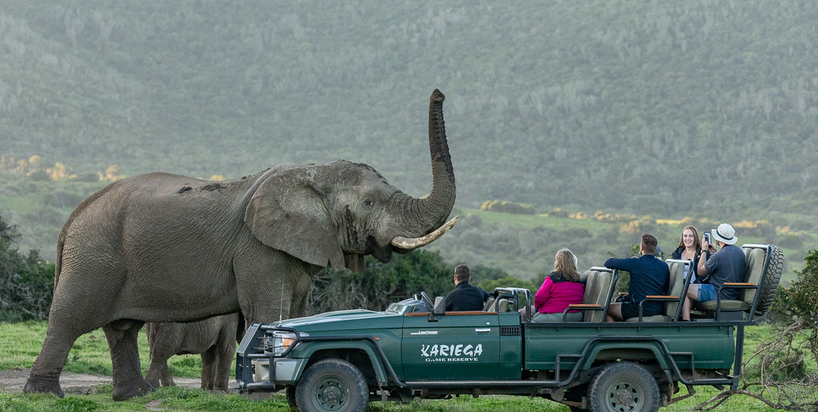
[0,216,55,322]
[772,250,818,327]
[308,250,453,314]
[481,200,537,215]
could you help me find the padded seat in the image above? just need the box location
[568,267,614,322]
[484,298,509,313]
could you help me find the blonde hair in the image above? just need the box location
[554,248,581,282]
[676,226,702,251]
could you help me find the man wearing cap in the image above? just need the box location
[681,223,745,320]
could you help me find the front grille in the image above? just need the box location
[500,326,521,336]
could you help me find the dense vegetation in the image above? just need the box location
[1,0,817,219]
[0,216,54,322]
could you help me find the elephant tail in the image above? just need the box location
[54,181,120,288]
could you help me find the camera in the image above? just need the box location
[704,232,711,243]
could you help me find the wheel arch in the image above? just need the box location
[293,342,389,387]
[580,341,671,371]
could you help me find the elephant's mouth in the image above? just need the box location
[366,235,393,263]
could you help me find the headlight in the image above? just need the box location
[263,331,297,355]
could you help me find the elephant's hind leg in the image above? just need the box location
[103,320,153,401]
[23,323,83,397]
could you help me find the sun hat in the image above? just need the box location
[711,223,737,245]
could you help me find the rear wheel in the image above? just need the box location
[589,362,659,412]
[295,359,368,412]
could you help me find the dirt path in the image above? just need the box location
[0,367,220,395]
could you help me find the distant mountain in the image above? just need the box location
[1,0,817,218]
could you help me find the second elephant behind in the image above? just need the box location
[145,313,241,392]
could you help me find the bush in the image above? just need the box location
[0,215,55,322]
[308,250,453,314]
[481,200,537,215]
[772,250,818,326]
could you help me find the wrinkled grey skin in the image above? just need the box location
[24,90,455,401]
[144,313,240,392]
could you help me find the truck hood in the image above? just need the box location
[270,309,404,335]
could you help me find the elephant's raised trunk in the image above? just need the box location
[392,89,456,248]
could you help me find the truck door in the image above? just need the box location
[401,312,500,381]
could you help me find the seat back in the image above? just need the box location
[741,247,766,306]
[664,259,691,320]
[581,267,613,322]
[482,297,496,312]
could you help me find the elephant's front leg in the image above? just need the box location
[103,320,153,401]
[145,323,179,388]
[200,346,218,391]
[214,328,237,392]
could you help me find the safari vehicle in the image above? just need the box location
[236,243,783,412]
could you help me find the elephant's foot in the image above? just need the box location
[23,372,64,398]
[111,377,153,401]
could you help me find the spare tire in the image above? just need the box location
[754,244,784,316]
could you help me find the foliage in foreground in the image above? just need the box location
[0,215,55,322]
[692,250,818,412]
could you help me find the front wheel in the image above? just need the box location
[588,362,660,412]
[295,359,369,412]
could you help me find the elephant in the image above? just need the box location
[24,89,457,401]
[144,313,241,392]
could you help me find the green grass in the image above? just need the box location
[0,323,218,379]
[0,322,794,411]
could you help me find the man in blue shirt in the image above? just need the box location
[681,223,745,320]
[604,234,669,321]
[444,265,490,311]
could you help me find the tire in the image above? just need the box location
[285,385,297,410]
[754,244,784,316]
[295,359,369,412]
[588,362,659,412]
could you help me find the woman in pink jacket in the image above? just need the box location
[531,248,585,322]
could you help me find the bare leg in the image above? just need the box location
[606,303,623,322]
[682,284,700,321]
[104,320,153,401]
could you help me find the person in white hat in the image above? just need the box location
[681,223,745,320]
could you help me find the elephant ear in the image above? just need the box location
[244,168,345,269]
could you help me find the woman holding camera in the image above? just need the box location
[670,226,713,283]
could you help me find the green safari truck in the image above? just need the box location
[236,243,783,412]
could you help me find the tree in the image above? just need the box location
[0,215,55,322]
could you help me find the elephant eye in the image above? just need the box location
[363,199,374,209]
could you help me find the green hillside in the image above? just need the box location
[0,1,815,274]
[1,1,817,214]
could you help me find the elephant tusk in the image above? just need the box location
[391,216,458,250]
